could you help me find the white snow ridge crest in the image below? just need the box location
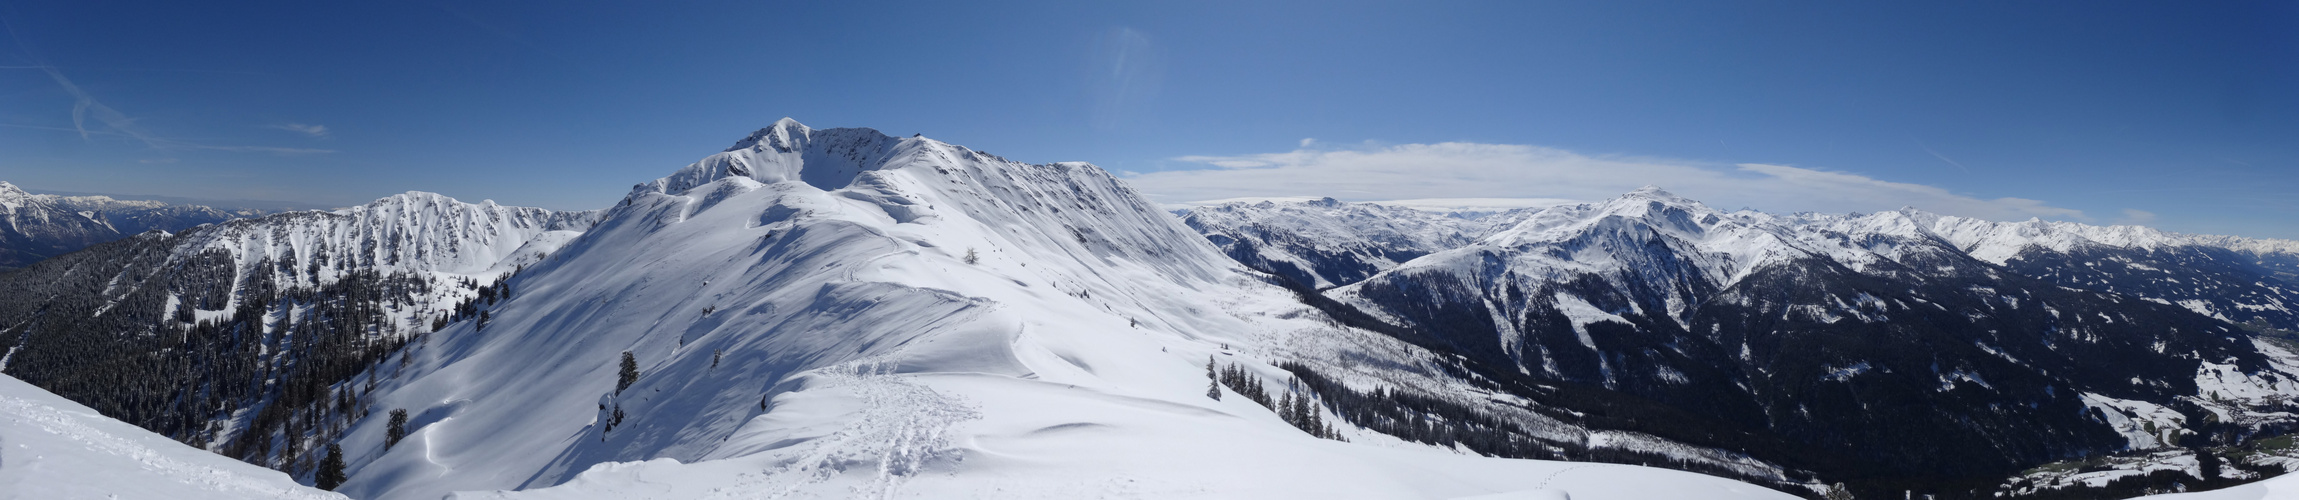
[314,120,1793,500]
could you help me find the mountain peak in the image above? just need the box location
[1620,185,1691,202]
[725,117,813,152]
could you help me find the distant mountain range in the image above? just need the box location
[5,120,2298,499]
[1185,191,2299,496]
[0,181,277,269]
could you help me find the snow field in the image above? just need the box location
[0,375,344,500]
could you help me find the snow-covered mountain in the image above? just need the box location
[1176,188,2297,497]
[0,181,273,269]
[2,120,1808,499]
[42,191,272,235]
[1180,198,1535,289]
[0,181,122,269]
[21,119,2298,499]
[0,374,346,500]
[0,190,599,475]
[1903,213,2299,331]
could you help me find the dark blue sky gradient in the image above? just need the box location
[0,1,2292,237]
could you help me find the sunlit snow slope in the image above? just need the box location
[325,119,1797,500]
[0,375,344,500]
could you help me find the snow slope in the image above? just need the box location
[2137,472,2299,500]
[319,119,1798,500]
[0,374,344,500]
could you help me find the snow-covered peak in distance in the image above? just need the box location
[0,180,123,269]
[0,180,29,211]
[1179,195,1539,288]
[1775,207,2299,265]
[1,374,344,500]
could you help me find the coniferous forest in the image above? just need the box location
[0,231,515,477]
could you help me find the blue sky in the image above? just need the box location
[2,1,2294,238]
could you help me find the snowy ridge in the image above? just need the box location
[1346,186,1948,328]
[318,120,1797,500]
[172,190,600,280]
[1828,209,2299,265]
[0,374,344,500]
[128,191,603,333]
[1180,196,1537,288]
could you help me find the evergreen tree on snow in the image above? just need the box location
[617,351,639,395]
[1205,357,1221,401]
[316,443,347,490]
[385,408,408,450]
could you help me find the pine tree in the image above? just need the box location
[617,351,639,394]
[1280,392,1297,424]
[1308,402,1325,438]
[712,349,723,369]
[316,443,347,490]
[385,408,408,450]
[962,248,980,265]
[1205,357,1221,401]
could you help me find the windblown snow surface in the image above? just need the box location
[2137,472,2299,500]
[0,375,343,500]
[303,119,1796,500]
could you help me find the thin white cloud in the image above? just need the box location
[40,65,160,147]
[2117,209,2158,226]
[1085,27,1164,130]
[190,145,336,155]
[272,123,329,138]
[1921,146,1971,174]
[1129,141,2086,222]
[15,65,337,155]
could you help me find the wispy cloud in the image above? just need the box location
[6,65,337,155]
[2117,209,2158,226]
[189,145,335,155]
[39,65,159,146]
[1921,145,1971,174]
[1132,141,2086,222]
[1085,27,1164,130]
[271,123,329,138]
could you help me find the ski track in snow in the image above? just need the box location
[713,359,980,500]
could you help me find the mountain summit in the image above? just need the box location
[296,120,1787,499]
